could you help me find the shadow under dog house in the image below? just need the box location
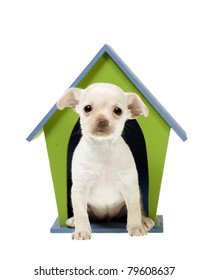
[27,44,187,233]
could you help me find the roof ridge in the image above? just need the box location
[26,44,187,142]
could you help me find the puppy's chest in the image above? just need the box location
[88,162,124,210]
[91,158,118,177]
[73,138,134,182]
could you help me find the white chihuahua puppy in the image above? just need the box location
[57,83,154,240]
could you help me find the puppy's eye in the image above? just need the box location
[84,105,93,113]
[114,107,122,116]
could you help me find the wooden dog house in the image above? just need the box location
[27,44,187,233]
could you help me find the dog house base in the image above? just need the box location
[50,215,163,234]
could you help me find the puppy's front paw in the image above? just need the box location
[66,217,75,228]
[142,216,155,231]
[72,231,91,240]
[128,225,147,236]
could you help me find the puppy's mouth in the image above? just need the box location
[92,127,112,137]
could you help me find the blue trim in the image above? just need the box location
[26,104,58,142]
[26,46,108,142]
[26,44,187,142]
[104,45,187,141]
[70,44,108,87]
[50,215,163,234]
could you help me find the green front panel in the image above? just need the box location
[44,109,79,226]
[44,52,170,225]
[141,112,170,220]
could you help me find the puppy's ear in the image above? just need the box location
[127,93,149,119]
[57,87,82,112]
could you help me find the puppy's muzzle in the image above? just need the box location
[92,117,112,136]
[96,118,109,129]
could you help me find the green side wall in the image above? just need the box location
[44,53,170,225]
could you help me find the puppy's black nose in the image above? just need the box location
[96,118,109,128]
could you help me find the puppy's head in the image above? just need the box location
[57,83,148,141]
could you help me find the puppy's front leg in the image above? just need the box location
[121,183,147,236]
[71,184,91,240]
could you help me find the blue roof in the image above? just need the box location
[26,44,187,142]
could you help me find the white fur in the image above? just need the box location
[57,83,154,240]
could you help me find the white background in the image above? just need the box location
[0,0,207,279]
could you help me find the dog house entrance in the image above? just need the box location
[67,119,149,222]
